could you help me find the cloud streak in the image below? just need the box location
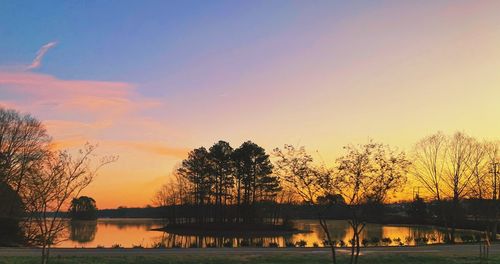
[26,41,58,70]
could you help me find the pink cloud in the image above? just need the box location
[0,70,186,158]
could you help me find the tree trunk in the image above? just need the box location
[319,216,336,264]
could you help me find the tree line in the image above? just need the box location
[155,133,499,264]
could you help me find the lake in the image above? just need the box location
[56,218,485,248]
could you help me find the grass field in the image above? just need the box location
[1,254,498,264]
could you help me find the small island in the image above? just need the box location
[152,141,307,237]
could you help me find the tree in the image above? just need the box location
[412,132,487,242]
[177,147,211,206]
[0,182,24,245]
[69,196,98,220]
[233,141,276,205]
[208,141,234,208]
[273,145,325,203]
[412,132,447,202]
[274,145,339,264]
[21,144,116,264]
[0,108,51,211]
[335,142,410,264]
[485,141,500,239]
[406,194,428,224]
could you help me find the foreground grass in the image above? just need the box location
[1,254,499,264]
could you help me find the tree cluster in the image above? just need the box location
[154,140,281,225]
[412,132,500,242]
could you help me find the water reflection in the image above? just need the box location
[57,218,486,248]
[69,221,97,243]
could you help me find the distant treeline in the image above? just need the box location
[94,199,500,228]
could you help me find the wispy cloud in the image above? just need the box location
[26,41,58,70]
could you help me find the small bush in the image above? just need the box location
[285,241,295,247]
[322,239,337,247]
[312,242,319,248]
[132,244,143,249]
[111,244,122,249]
[223,240,233,248]
[268,242,279,248]
[151,242,166,248]
[362,239,369,247]
[96,245,104,249]
[296,240,307,247]
[405,236,413,245]
[381,237,392,245]
[370,237,380,245]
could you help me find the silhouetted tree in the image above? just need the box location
[69,196,98,220]
[0,182,24,245]
[412,132,490,242]
[0,108,51,212]
[177,147,211,206]
[209,141,234,210]
[407,194,428,224]
[274,145,339,264]
[233,141,276,205]
[21,144,116,264]
[335,142,410,264]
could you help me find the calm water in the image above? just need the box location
[56,218,485,248]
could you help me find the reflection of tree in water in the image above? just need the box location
[153,232,287,248]
[360,223,383,243]
[69,221,97,243]
[100,219,162,230]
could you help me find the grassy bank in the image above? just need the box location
[1,254,498,264]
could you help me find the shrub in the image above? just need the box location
[381,237,392,245]
[151,242,166,248]
[285,241,295,247]
[268,242,279,248]
[295,240,307,247]
[370,237,380,245]
[322,239,337,247]
[312,242,319,248]
[111,244,122,249]
[405,236,413,245]
[223,240,233,248]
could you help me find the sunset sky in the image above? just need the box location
[1,1,500,208]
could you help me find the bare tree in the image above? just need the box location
[412,132,447,202]
[273,145,324,203]
[21,144,116,264]
[483,141,500,240]
[274,145,338,264]
[335,142,409,264]
[442,132,476,242]
[412,132,491,242]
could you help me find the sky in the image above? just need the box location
[1,1,500,208]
